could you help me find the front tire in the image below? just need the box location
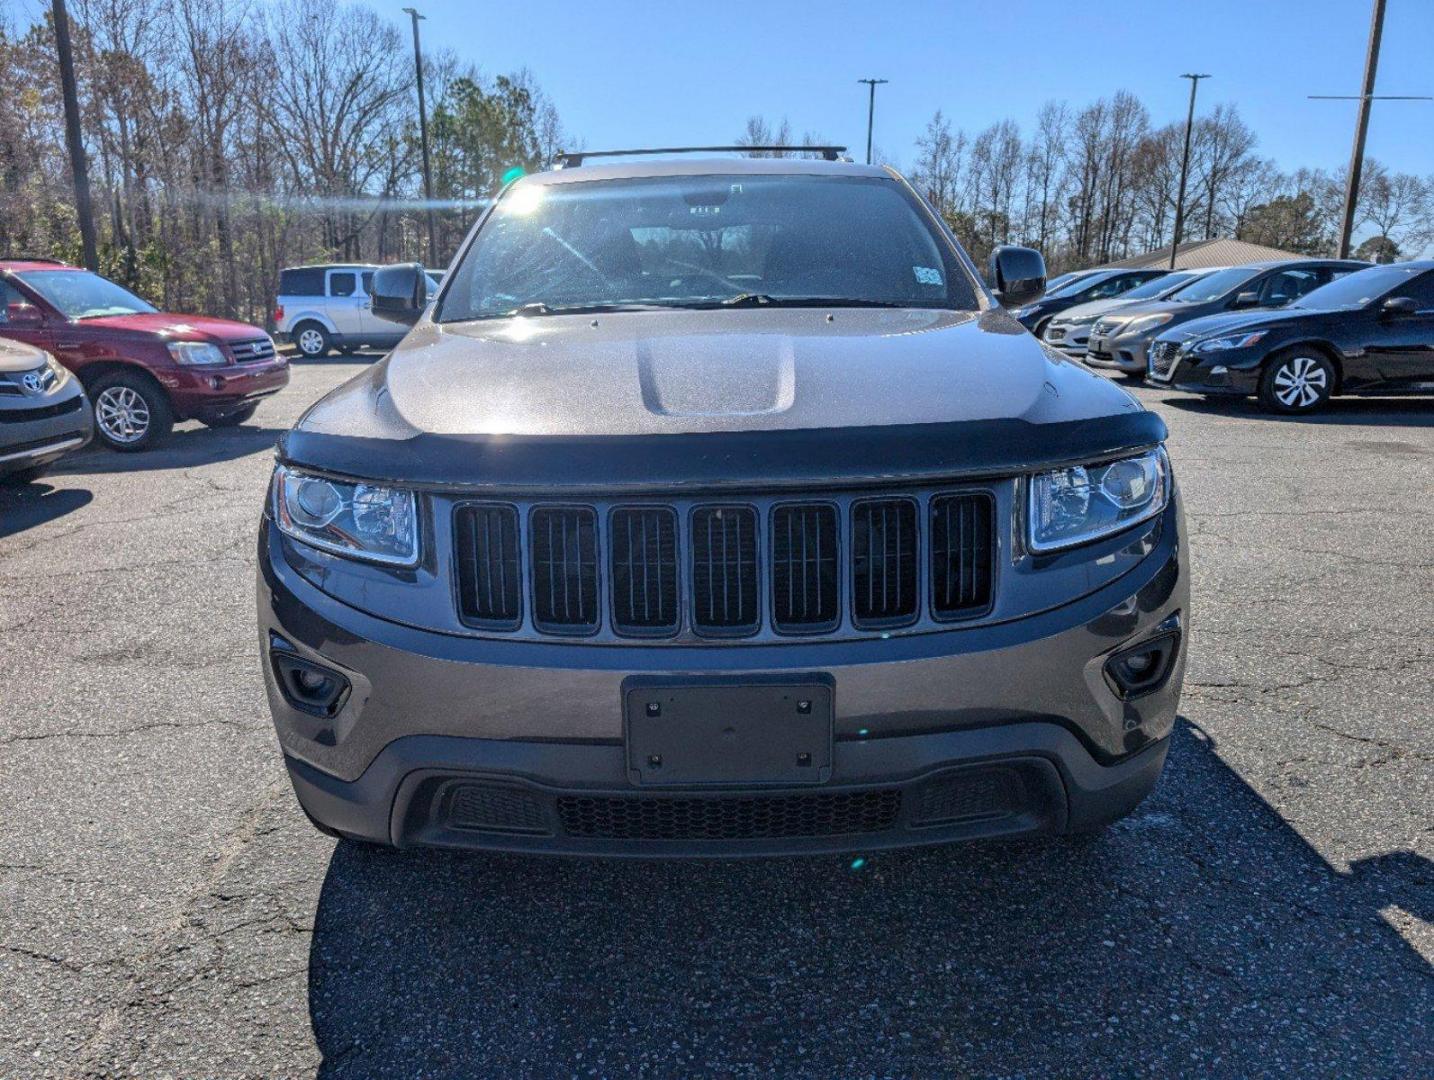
[293,322,331,359]
[1258,349,1334,414]
[90,370,173,452]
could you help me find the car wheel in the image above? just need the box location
[1258,350,1334,414]
[199,403,259,429]
[294,322,330,359]
[0,465,50,486]
[90,370,174,452]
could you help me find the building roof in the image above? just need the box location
[1097,238,1307,270]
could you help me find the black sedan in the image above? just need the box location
[1011,267,1167,334]
[1147,261,1434,413]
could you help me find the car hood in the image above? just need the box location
[1091,299,1188,325]
[300,307,1139,437]
[1160,307,1308,343]
[1051,297,1142,323]
[283,307,1166,491]
[0,335,47,372]
[73,312,267,342]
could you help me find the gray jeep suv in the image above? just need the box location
[258,150,1188,856]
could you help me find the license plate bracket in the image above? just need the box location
[623,676,834,787]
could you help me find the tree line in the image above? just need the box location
[0,0,566,327]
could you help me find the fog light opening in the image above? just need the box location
[271,649,350,718]
[1104,630,1180,700]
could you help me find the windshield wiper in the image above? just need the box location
[502,301,677,318]
[719,294,909,309]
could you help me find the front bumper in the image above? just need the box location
[1152,347,1263,396]
[1084,330,1153,373]
[162,357,289,417]
[258,498,1188,855]
[0,383,93,475]
[1042,322,1092,356]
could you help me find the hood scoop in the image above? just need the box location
[637,337,796,417]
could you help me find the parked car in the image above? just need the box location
[274,263,440,358]
[1042,269,1103,295]
[258,149,1187,857]
[1011,267,1169,335]
[1083,258,1369,380]
[0,335,92,484]
[0,260,288,451]
[1148,260,1434,413]
[1041,268,1216,357]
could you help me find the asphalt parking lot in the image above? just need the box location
[1,359,1430,1079]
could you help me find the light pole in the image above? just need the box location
[1168,73,1209,270]
[857,78,888,165]
[51,0,98,271]
[402,7,437,268]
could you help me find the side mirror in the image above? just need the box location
[1381,295,1417,317]
[370,263,428,325]
[1230,291,1260,310]
[5,303,44,329]
[987,245,1046,309]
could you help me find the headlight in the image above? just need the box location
[1122,313,1173,337]
[1194,331,1266,353]
[167,341,227,366]
[272,465,419,566]
[1065,313,1100,327]
[1028,448,1170,552]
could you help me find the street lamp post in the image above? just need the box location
[857,78,888,166]
[1169,73,1209,270]
[402,7,437,269]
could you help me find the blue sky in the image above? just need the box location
[415,0,1434,178]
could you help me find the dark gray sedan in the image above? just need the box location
[0,336,92,484]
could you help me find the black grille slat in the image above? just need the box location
[691,506,759,635]
[556,789,902,841]
[455,505,522,629]
[530,507,599,633]
[610,507,678,635]
[930,493,995,620]
[771,504,838,632]
[851,499,918,627]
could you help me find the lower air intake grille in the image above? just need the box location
[446,783,549,835]
[929,493,995,619]
[610,507,679,635]
[912,769,1022,826]
[530,506,599,633]
[556,789,903,841]
[455,504,522,628]
[771,504,839,632]
[690,506,758,635]
[852,498,918,627]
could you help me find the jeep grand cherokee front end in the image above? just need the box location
[257,151,1187,856]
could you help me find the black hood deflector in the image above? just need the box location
[278,410,1167,495]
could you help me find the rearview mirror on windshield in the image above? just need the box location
[988,245,1046,309]
[371,263,428,325]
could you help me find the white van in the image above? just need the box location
[274,264,438,358]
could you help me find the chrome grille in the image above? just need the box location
[852,498,918,628]
[228,337,276,363]
[454,504,522,628]
[771,504,839,632]
[610,507,679,635]
[530,507,599,633]
[930,493,995,619]
[691,506,759,635]
[1149,340,1181,380]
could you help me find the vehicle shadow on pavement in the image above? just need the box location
[51,424,286,476]
[305,720,1432,1077]
[1158,393,1434,427]
[0,482,93,539]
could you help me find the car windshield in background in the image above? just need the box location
[17,270,157,319]
[1044,273,1110,300]
[1291,265,1418,310]
[436,174,977,321]
[1164,267,1258,303]
[1122,272,1197,300]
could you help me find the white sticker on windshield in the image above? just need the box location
[913,266,943,286]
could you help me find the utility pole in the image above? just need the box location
[857,78,888,165]
[1168,73,1209,270]
[402,7,437,269]
[51,0,98,271]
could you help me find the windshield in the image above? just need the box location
[437,174,977,321]
[1044,271,1109,300]
[1164,267,1260,304]
[1122,272,1196,300]
[1292,265,1417,310]
[17,270,157,319]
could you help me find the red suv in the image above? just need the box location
[0,260,289,451]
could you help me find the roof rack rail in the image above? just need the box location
[552,145,850,169]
